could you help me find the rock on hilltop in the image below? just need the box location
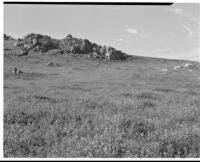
[11,33,128,60]
[60,34,127,60]
[22,33,59,52]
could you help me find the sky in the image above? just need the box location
[4,3,200,61]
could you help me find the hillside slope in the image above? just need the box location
[3,34,200,158]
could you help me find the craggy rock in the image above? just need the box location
[10,32,129,59]
[22,33,59,53]
[61,35,93,54]
[61,34,128,60]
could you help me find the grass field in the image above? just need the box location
[4,40,200,158]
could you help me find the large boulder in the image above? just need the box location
[47,61,60,67]
[22,33,59,53]
[61,35,93,54]
[37,38,58,52]
[105,47,127,60]
[16,49,28,56]
[12,68,23,74]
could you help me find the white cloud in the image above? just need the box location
[172,8,199,39]
[115,38,130,44]
[115,38,124,41]
[173,8,184,15]
[126,28,138,34]
[181,24,194,37]
[125,28,150,38]
[172,7,200,25]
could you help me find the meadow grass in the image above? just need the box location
[4,90,200,158]
[4,42,200,158]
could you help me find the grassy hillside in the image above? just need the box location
[4,39,200,158]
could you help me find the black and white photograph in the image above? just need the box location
[3,0,200,159]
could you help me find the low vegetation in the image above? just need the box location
[4,91,200,158]
[4,36,200,158]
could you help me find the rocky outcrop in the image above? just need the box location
[22,33,59,52]
[61,35,93,54]
[173,63,200,71]
[61,34,128,60]
[9,33,128,60]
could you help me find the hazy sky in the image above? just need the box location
[4,3,200,61]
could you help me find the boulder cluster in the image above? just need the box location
[173,63,200,71]
[22,33,59,52]
[61,34,128,60]
[13,33,59,56]
[12,33,128,60]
